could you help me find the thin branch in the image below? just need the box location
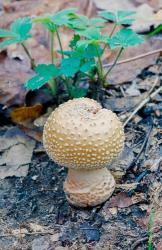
[103,48,162,68]
[124,77,161,127]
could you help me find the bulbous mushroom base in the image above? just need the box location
[64,168,115,207]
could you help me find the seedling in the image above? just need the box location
[0,9,144,99]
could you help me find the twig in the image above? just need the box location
[127,125,153,176]
[134,126,153,164]
[131,236,148,249]
[103,48,162,68]
[124,77,161,127]
[0,230,60,238]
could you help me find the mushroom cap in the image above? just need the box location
[43,97,124,169]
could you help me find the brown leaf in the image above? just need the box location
[136,208,162,229]
[11,104,43,124]
[0,127,35,179]
[0,72,30,107]
[105,192,145,208]
[93,0,135,11]
[131,4,162,33]
[133,0,162,10]
[103,94,146,112]
[21,126,43,142]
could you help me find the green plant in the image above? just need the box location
[147,208,155,250]
[0,9,144,99]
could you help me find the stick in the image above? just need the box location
[124,77,161,127]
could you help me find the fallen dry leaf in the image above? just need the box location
[0,72,31,107]
[125,82,141,97]
[136,207,162,229]
[104,192,145,208]
[11,104,43,124]
[131,4,162,33]
[0,126,35,179]
[109,146,135,181]
[103,94,146,112]
[21,126,43,142]
[93,0,135,11]
[144,157,162,172]
[133,0,162,10]
[34,107,53,127]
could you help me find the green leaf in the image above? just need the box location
[83,44,103,58]
[69,34,80,48]
[10,17,32,40]
[33,16,56,32]
[90,18,106,27]
[0,29,15,37]
[0,17,32,48]
[69,15,105,30]
[99,10,135,25]
[80,60,95,72]
[0,38,20,49]
[51,8,77,26]
[76,40,91,49]
[108,29,144,49]
[69,86,88,98]
[77,28,102,40]
[33,9,77,31]
[25,64,59,90]
[60,57,81,77]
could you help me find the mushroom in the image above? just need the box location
[43,98,124,207]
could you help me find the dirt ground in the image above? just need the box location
[0,0,162,249]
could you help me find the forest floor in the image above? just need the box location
[0,1,162,250]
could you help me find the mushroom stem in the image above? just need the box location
[64,168,115,207]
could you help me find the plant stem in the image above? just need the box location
[102,24,117,53]
[109,24,117,37]
[21,42,36,70]
[148,208,155,250]
[48,79,57,95]
[50,32,54,64]
[64,77,72,97]
[48,32,58,95]
[56,28,64,59]
[95,45,104,84]
[104,47,124,79]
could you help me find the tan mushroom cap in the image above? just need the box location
[43,97,124,169]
